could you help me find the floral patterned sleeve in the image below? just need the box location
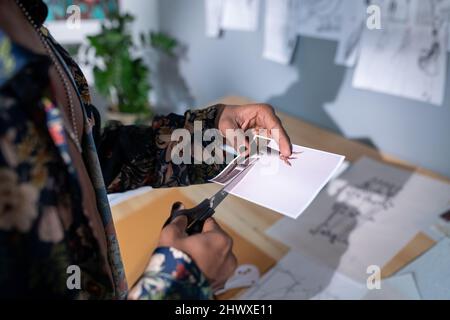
[98,108,225,300]
[97,106,227,193]
[128,247,212,300]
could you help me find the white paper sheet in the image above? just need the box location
[205,0,225,37]
[296,0,347,41]
[398,238,450,300]
[221,0,260,32]
[363,273,421,300]
[211,143,345,219]
[334,0,366,67]
[414,0,450,52]
[108,186,153,207]
[240,251,367,300]
[353,17,448,105]
[262,0,300,64]
[266,157,450,281]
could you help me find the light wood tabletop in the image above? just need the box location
[111,95,449,295]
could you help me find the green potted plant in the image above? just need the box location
[87,12,178,124]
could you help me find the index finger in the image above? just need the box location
[271,122,292,158]
[262,111,292,157]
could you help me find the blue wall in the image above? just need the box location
[159,0,450,178]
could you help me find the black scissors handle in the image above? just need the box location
[163,200,215,235]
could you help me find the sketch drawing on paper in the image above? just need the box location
[413,0,450,27]
[386,0,412,24]
[413,0,446,77]
[298,0,342,33]
[309,178,402,245]
[296,0,347,40]
[243,263,314,299]
[240,251,367,300]
[418,27,442,76]
[353,16,448,105]
[334,0,368,67]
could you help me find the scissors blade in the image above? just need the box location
[209,159,257,210]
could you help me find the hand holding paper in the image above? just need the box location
[217,103,292,159]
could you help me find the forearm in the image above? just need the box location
[98,105,227,193]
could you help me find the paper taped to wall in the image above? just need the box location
[296,0,347,41]
[262,0,300,64]
[205,0,225,37]
[353,11,448,105]
[221,0,260,32]
[398,238,450,299]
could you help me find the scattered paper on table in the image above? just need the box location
[414,0,450,52]
[266,157,450,281]
[353,10,448,105]
[221,0,260,32]
[398,238,450,300]
[363,273,421,300]
[240,251,366,300]
[205,0,225,37]
[211,142,345,219]
[262,0,300,64]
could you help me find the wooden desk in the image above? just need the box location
[112,95,449,294]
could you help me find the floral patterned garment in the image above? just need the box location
[128,247,212,300]
[0,12,225,299]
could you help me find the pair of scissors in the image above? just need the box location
[164,159,257,235]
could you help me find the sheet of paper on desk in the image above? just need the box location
[262,0,299,65]
[240,251,367,300]
[334,0,366,67]
[398,238,450,299]
[205,0,225,37]
[353,16,448,105]
[413,0,450,52]
[363,273,421,300]
[220,0,260,32]
[211,142,345,219]
[266,157,450,281]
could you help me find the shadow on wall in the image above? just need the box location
[268,38,345,133]
[145,43,195,115]
[267,37,379,151]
